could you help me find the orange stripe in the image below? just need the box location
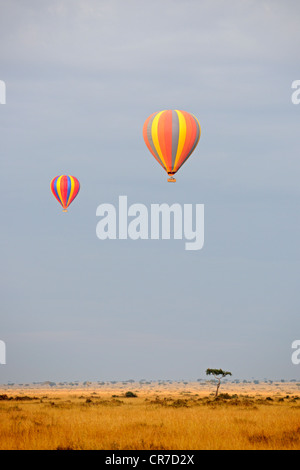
[143,112,166,170]
[157,111,170,172]
[151,111,168,170]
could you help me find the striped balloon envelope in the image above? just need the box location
[143,110,201,182]
[50,175,80,212]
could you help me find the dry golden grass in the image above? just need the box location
[0,382,300,450]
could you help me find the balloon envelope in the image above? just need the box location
[143,110,201,181]
[50,175,80,212]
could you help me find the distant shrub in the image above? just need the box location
[170,399,188,408]
[0,394,9,400]
[125,391,137,398]
[218,393,238,400]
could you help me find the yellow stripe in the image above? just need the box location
[56,175,63,206]
[151,110,168,170]
[67,175,75,207]
[173,110,187,170]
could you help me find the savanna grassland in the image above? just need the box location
[0,381,300,450]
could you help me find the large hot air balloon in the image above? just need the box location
[50,175,80,212]
[143,110,201,182]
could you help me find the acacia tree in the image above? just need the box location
[206,368,232,397]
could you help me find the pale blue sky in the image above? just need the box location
[1,0,300,382]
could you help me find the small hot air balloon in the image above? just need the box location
[143,109,201,182]
[50,175,80,212]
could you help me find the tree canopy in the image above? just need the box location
[206,369,232,378]
[206,369,232,397]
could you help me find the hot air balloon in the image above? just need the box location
[143,110,201,182]
[50,175,80,212]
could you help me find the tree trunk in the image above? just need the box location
[215,378,221,397]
